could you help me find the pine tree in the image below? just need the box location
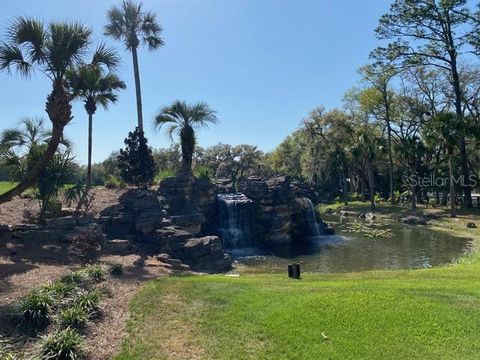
[117,128,156,188]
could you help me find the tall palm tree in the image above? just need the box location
[351,123,384,211]
[0,18,92,203]
[105,0,164,133]
[154,101,218,174]
[67,45,126,184]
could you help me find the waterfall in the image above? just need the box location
[217,193,255,248]
[304,198,321,237]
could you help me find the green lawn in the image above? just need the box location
[0,181,17,195]
[115,258,480,360]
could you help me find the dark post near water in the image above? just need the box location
[288,263,301,279]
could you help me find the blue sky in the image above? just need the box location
[0,0,390,164]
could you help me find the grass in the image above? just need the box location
[0,182,17,195]
[115,202,480,360]
[115,263,480,360]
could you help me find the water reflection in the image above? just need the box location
[231,214,474,273]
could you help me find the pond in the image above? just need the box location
[230,214,475,274]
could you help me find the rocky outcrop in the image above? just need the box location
[182,236,232,272]
[242,176,293,244]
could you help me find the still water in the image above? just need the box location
[231,214,474,274]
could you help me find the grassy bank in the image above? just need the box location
[0,181,17,195]
[115,203,480,360]
[116,264,480,360]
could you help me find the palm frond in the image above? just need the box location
[9,17,45,62]
[91,42,120,71]
[0,43,32,76]
[104,7,126,40]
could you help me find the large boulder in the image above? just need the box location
[158,175,195,215]
[169,213,206,235]
[182,236,232,272]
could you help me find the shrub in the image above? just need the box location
[64,182,94,214]
[73,290,102,316]
[68,227,104,263]
[17,290,54,329]
[109,263,123,276]
[37,328,85,360]
[34,151,76,221]
[60,271,87,286]
[57,306,89,329]
[117,127,156,189]
[41,281,76,301]
[104,175,126,189]
[194,165,212,182]
[154,169,175,183]
[81,264,106,282]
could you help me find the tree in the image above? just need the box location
[425,113,464,217]
[0,117,70,181]
[117,127,156,188]
[350,122,385,211]
[359,63,397,204]
[66,45,126,184]
[373,0,477,207]
[154,101,218,175]
[213,144,262,190]
[105,0,164,133]
[0,18,92,203]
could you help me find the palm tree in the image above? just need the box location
[351,123,384,211]
[105,0,164,133]
[0,18,92,203]
[154,101,218,174]
[0,117,71,181]
[67,45,126,184]
[426,113,464,218]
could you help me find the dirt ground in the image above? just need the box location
[0,187,176,359]
[0,187,129,226]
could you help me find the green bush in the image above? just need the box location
[104,175,126,189]
[109,263,123,276]
[73,290,102,316]
[194,165,212,182]
[17,290,54,329]
[37,328,84,360]
[57,306,89,329]
[64,182,94,214]
[60,271,87,286]
[41,281,76,302]
[81,264,106,282]
[154,169,175,183]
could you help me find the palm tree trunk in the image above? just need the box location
[386,120,395,205]
[448,147,456,218]
[366,160,375,211]
[131,46,144,133]
[87,113,93,184]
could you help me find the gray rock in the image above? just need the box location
[45,216,78,230]
[169,213,206,235]
[182,236,232,271]
[400,216,427,225]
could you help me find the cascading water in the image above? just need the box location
[217,193,255,248]
[304,198,322,237]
